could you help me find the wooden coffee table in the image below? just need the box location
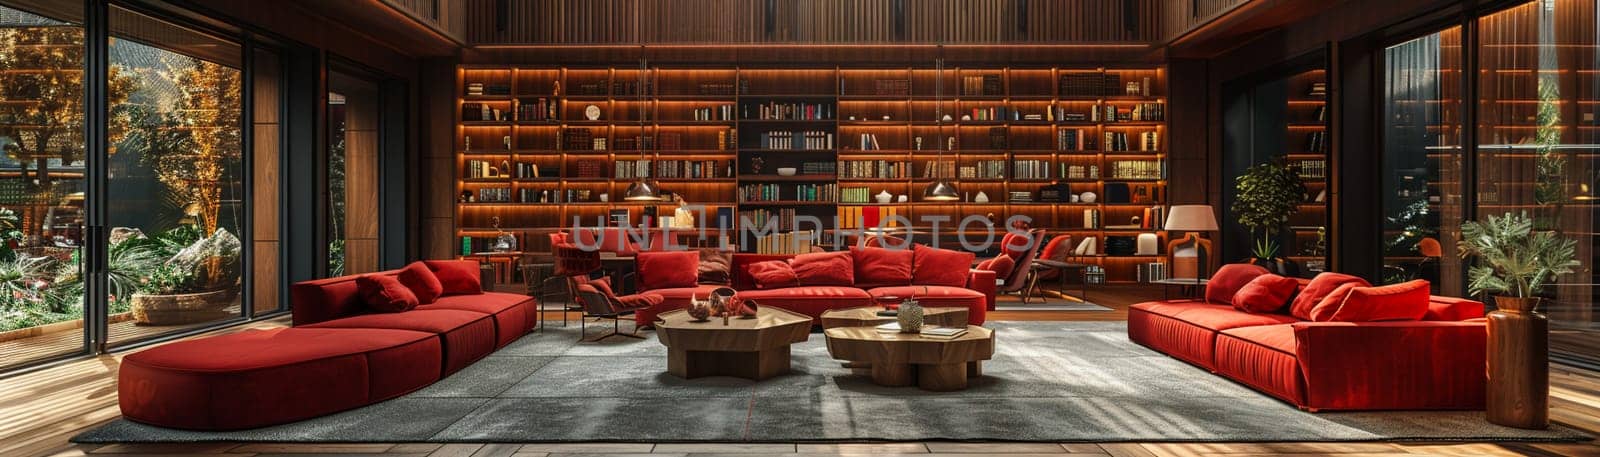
[824,325,995,391]
[654,307,811,381]
[818,306,969,329]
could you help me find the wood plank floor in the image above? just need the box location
[5,285,1598,457]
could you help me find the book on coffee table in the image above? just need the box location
[919,326,968,339]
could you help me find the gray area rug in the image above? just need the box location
[74,322,1586,443]
[994,301,1113,312]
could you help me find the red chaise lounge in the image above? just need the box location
[118,260,536,430]
[1128,264,1488,411]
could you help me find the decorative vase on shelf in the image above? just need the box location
[1487,295,1550,430]
[974,191,990,203]
[897,298,924,333]
[876,190,894,204]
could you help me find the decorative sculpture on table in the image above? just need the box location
[707,287,739,325]
[687,298,712,322]
[897,296,924,333]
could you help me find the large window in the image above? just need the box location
[0,1,86,369]
[1477,0,1600,366]
[1381,27,1465,292]
[327,64,380,277]
[106,6,245,346]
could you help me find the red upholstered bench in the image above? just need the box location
[118,327,442,431]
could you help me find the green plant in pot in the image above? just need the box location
[1457,211,1578,430]
[1231,161,1306,276]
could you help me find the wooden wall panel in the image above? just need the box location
[465,0,1176,45]
[1160,0,1250,42]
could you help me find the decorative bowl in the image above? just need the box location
[776,167,798,176]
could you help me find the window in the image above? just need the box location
[1381,27,1465,291]
[327,63,381,277]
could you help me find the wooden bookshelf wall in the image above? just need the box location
[455,65,1168,282]
[1285,68,1329,275]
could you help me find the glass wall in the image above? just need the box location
[0,1,86,369]
[1381,27,1466,292]
[1478,0,1600,366]
[106,6,245,345]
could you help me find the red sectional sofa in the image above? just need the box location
[1129,289,1488,411]
[632,247,996,327]
[118,260,537,430]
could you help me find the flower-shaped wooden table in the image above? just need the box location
[655,307,811,381]
[824,325,995,391]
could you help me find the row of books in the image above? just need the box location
[462,103,511,122]
[1305,130,1329,153]
[473,187,512,203]
[961,74,1004,96]
[465,82,510,96]
[1057,128,1097,151]
[855,133,885,150]
[1104,131,1161,152]
[739,183,837,202]
[958,160,1009,179]
[1059,73,1125,97]
[749,231,813,254]
[1105,103,1164,122]
[690,105,735,121]
[738,208,797,232]
[1064,164,1100,179]
[614,160,733,179]
[838,187,878,204]
[1295,159,1328,179]
[759,131,834,150]
[836,205,905,230]
[838,160,910,179]
[1014,160,1052,180]
[1107,160,1163,179]
[464,160,500,179]
[744,101,834,120]
[516,97,559,121]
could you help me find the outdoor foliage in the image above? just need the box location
[1458,211,1579,300]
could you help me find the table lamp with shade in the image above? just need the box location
[1164,205,1219,280]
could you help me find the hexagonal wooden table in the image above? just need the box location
[655,307,812,381]
[824,325,995,391]
[818,306,969,329]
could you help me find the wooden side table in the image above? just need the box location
[824,326,995,391]
[654,308,812,381]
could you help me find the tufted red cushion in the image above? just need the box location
[697,248,732,285]
[1289,272,1370,320]
[746,260,800,289]
[851,246,913,287]
[637,251,699,290]
[1232,273,1298,313]
[791,250,854,286]
[977,255,1016,282]
[424,260,483,295]
[1311,280,1431,322]
[356,274,419,312]
[1205,263,1270,305]
[912,244,976,287]
[396,261,444,304]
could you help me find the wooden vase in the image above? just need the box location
[1486,296,1549,430]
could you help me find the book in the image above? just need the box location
[920,326,968,339]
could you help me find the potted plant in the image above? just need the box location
[126,226,242,325]
[1457,211,1578,430]
[1231,161,1306,276]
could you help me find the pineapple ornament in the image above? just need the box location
[897,296,925,333]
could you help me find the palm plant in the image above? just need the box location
[1457,212,1579,301]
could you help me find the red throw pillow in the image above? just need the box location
[851,247,913,287]
[911,244,976,287]
[396,261,444,304]
[1232,273,1298,313]
[999,232,1031,262]
[790,250,854,286]
[745,260,799,289]
[423,260,483,295]
[1204,263,1270,305]
[356,274,419,313]
[1289,272,1370,320]
[697,248,732,285]
[1311,280,1432,322]
[978,255,1016,281]
[636,251,699,290]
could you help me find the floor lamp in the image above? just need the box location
[1164,205,1219,280]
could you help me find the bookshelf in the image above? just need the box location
[1285,68,1329,275]
[455,65,1168,282]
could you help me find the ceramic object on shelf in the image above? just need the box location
[897,195,908,203]
[974,191,990,203]
[584,104,601,120]
[876,190,894,204]
[1080,192,1097,203]
[941,114,954,122]
[777,167,798,176]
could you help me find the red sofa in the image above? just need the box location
[633,247,995,327]
[118,260,537,430]
[1128,294,1487,411]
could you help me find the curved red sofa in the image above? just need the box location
[633,247,995,327]
[1128,294,1487,411]
[118,260,536,431]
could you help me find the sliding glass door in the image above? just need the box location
[327,63,380,277]
[0,0,87,369]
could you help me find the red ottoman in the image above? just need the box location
[118,327,441,431]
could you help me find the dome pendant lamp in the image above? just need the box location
[923,56,960,202]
